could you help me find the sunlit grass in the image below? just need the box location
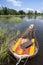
[0,28,20,64]
[8,16,22,23]
[0,15,23,23]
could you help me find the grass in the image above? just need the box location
[0,15,21,63]
[0,28,20,64]
[0,15,23,23]
[8,16,23,23]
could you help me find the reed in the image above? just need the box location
[0,28,20,63]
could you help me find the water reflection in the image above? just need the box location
[27,15,34,19]
[19,15,25,19]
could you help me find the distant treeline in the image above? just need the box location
[0,7,43,15]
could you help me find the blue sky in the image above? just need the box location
[0,0,43,12]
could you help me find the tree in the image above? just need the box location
[18,10,25,15]
[35,11,37,15]
[8,9,17,15]
[0,10,1,15]
[2,7,8,15]
[27,10,34,15]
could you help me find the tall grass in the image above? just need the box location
[0,28,20,64]
[0,15,22,64]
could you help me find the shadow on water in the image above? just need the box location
[0,15,43,65]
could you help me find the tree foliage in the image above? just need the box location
[18,10,25,15]
[0,7,18,15]
[2,7,8,15]
[27,10,34,15]
[0,7,43,15]
[35,11,37,15]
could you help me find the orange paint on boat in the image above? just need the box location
[22,47,30,54]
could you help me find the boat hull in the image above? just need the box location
[8,40,39,60]
[8,24,39,60]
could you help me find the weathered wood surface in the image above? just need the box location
[19,25,35,39]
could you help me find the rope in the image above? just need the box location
[23,58,28,65]
[16,58,21,65]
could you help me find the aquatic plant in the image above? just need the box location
[8,16,22,23]
[0,16,23,23]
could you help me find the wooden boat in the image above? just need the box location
[8,24,39,65]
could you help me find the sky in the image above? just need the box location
[0,0,43,12]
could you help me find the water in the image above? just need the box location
[0,16,43,65]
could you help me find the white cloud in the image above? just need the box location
[40,8,43,13]
[37,10,41,13]
[26,8,41,13]
[26,8,35,13]
[6,0,22,7]
[26,8,34,11]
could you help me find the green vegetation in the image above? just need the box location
[0,6,43,16]
[27,10,34,15]
[0,7,25,63]
[18,10,25,15]
[0,7,25,15]
[8,17,22,23]
[0,16,23,23]
[0,28,20,64]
